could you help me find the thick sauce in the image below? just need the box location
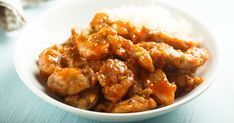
[38,12,209,113]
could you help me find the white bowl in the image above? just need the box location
[14,0,219,122]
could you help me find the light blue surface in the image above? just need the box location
[0,1,234,123]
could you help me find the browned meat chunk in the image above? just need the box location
[97,59,134,103]
[72,27,117,60]
[90,13,146,44]
[167,70,204,94]
[138,42,209,69]
[90,13,112,32]
[141,69,176,105]
[149,30,199,50]
[47,68,96,96]
[111,20,143,43]
[125,44,154,72]
[108,35,154,71]
[111,95,157,113]
[64,86,99,109]
[39,44,64,79]
[125,60,143,98]
[126,80,143,98]
[94,100,114,112]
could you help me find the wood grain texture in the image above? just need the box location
[0,0,234,123]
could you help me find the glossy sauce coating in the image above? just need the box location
[38,12,209,113]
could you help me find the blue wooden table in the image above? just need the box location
[0,0,234,122]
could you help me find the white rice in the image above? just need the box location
[103,5,198,41]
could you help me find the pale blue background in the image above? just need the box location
[0,0,234,123]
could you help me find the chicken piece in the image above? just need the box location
[178,47,209,69]
[141,69,168,86]
[94,100,115,112]
[90,13,153,44]
[71,27,117,60]
[64,86,99,110]
[138,42,209,69]
[126,80,143,98]
[60,41,80,67]
[108,35,131,59]
[147,30,199,50]
[61,40,104,72]
[111,20,144,43]
[111,20,132,38]
[141,69,177,105]
[96,59,134,103]
[47,68,96,96]
[125,44,154,72]
[137,42,167,68]
[65,56,103,72]
[90,12,112,32]
[113,47,128,59]
[61,41,107,73]
[125,59,140,78]
[108,35,154,72]
[90,13,149,43]
[39,44,65,79]
[111,95,157,113]
[167,71,204,94]
[150,81,177,106]
[125,59,143,97]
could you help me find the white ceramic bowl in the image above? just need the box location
[14,0,219,122]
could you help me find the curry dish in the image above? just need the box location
[38,12,209,113]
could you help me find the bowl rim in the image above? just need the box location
[14,0,220,119]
